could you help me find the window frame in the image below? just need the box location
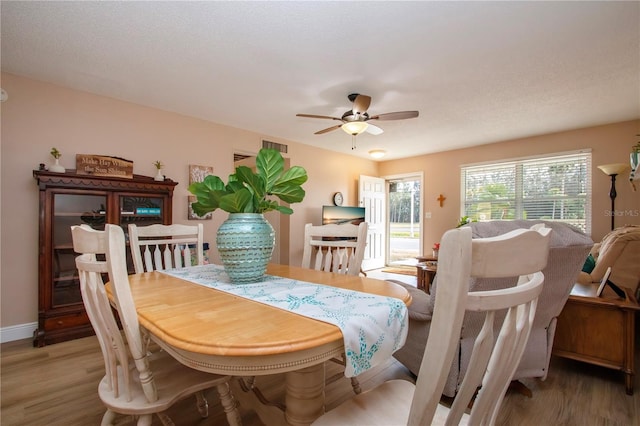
[460,150,592,234]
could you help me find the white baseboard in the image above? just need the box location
[1,322,37,343]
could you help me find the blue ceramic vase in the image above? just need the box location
[217,213,275,283]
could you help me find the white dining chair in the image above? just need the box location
[72,224,242,426]
[128,223,204,273]
[300,222,369,394]
[312,224,551,426]
[301,222,368,277]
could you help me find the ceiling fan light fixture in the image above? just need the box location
[368,150,386,159]
[341,121,369,135]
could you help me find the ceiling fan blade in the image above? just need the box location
[366,124,384,135]
[369,111,419,121]
[296,113,343,121]
[352,95,371,114]
[315,124,342,135]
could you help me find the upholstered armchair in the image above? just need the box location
[577,225,640,298]
[392,220,593,397]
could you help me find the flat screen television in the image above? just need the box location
[322,205,366,226]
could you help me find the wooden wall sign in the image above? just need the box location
[76,154,134,179]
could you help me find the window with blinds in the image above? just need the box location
[461,151,592,233]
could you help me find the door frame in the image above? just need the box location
[382,171,424,265]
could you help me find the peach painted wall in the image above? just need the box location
[2,72,638,333]
[0,73,378,329]
[379,120,640,255]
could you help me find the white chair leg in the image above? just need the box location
[154,412,174,426]
[216,382,243,426]
[100,409,117,426]
[195,391,209,418]
[137,414,155,426]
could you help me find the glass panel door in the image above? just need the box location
[388,177,421,265]
[52,193,106,307]
[119,196,164,227]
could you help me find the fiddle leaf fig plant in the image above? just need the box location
[188,148,308,216]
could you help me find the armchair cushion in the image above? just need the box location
[581,253,596,273]
[390,278,435,322]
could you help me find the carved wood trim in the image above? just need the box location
[34,170,177,193]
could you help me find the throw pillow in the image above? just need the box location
[582,253,596,273]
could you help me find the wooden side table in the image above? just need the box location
[552,283,639,395]
[416,255,437,263]
[416,262,437,293]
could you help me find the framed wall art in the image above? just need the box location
[187,164,214,220]
[189,164,214,185]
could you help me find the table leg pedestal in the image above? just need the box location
[285,363,326,426]
[229,363,326,426]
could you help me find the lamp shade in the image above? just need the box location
[341,121,369,135]
[597,163,630,176]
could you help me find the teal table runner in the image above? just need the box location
[161,264,408,377]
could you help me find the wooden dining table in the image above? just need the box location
[110,263,411,426]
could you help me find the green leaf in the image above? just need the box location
[219,189,253,213]
[271,185,306,204]
[273,166,308,188]
[191,200,214,217]
[188,175,225,196]
[257,149,285,192]
[274,205,294,215]
[256,199,278,213]
[226,179,246,193]
[188,176,230,213]
[235,166,266,199]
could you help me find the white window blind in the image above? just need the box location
[461,152,592,233]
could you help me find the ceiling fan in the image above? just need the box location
[296,93,419,149]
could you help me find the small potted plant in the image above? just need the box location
[457,216,476,228]
[49,147,66,173]
[153,160,164,181]
[189,148,308,282]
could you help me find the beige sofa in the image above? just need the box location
[392,220,593,397]
[577,225,640,298]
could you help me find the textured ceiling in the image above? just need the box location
[2,1,639,160]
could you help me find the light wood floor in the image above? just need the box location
[1,334,639,425]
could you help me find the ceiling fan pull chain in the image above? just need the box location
[352,134,356,150]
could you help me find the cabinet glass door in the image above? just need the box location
[52,193,107,307]
[119,196,164,227]
[120,195,165,272]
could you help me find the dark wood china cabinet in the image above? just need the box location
[33,170,177,346]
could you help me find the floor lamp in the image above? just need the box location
[597,163,630,231]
